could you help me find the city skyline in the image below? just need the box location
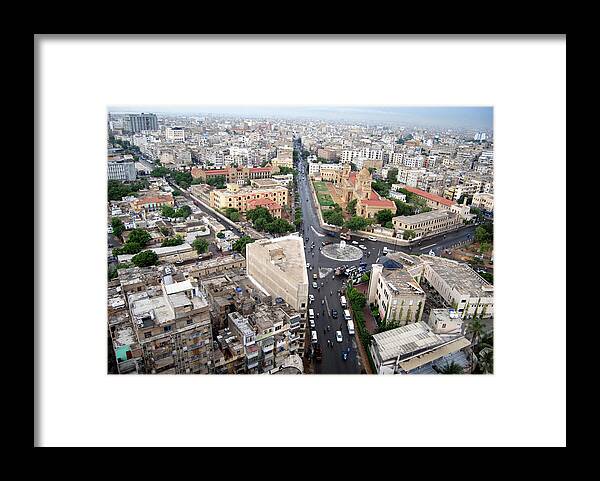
[108,106,493,130]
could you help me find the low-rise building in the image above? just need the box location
[130,191,175,213]
[402,186,456,210]
[421,255,494,318]
[472,192,494,213]
[392,210,463,238]
[117,243,198,264]
[191,165,275,185]
[246,197,283,218]
[369,321,471,374]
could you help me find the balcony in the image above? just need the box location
[262,343,274,354]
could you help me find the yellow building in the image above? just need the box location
[210,183,289,213]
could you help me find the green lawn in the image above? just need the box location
[313,181,330,192]
[317,193,335,206]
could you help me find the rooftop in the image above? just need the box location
[381,268,425,296]
[393,209,455,224]
[422,255,493,298]
[404,186,455,207]
[247,235,308,284]
[372,321,447,362]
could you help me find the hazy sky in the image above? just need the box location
[109,106,493,130]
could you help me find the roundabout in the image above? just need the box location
[320,241,364,262]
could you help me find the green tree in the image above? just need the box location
[466,317,485,346]
[113,241,143,256]
[108,265,118,280]
[371,180,391,198]
[403,229,417,240]
[161,205,177,218]
[345,216,369,231]
[323,209,344,226]
[151,166,170,178]
[205,175,227,189]
[387,168,398,184]
[437,361,464,374]
[111,217,125,238]
[191,237,209,254]
[375,209,394,225]
[131,250,159,267]
[233,236,255,254]
[161,235,185,247]
[394,199,416,216]
[224,208,240,222]
[127,229,152,246]
[175,205,192,219]
[479,242,492,253]
[346,199,358,215]
[477,347,494,374]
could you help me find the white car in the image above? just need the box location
[312,282,318,289]
[359,245,367,250]
[368,236,377,242]
[309,294,315,303]
[336,331,343,343]
[351,241,359,245]
[306,263,310,268]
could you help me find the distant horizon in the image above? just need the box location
[108,106,493,130]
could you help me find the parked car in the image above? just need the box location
[308,294,315,303]
[336,331,343,343]
[351,241,359,245]
[312,282,318,289]
[368,236,377,242]
[359,245,367,250]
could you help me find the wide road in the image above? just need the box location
[293,141,477,374]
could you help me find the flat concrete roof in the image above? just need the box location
[422,255,493,298]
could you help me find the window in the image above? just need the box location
[164,325,172,333]
[144,332,152,339]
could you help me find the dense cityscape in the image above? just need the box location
[107,109,494,375]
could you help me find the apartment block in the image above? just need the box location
[128,276,213,374]
[368,263,427,325]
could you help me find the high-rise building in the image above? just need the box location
[125,113,158,132]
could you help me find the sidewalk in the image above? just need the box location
[354,284,378,335]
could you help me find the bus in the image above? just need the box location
[340,296,347,308]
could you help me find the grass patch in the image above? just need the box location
[317,194,335,206]
[313,181,330,192]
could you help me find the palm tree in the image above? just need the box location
[477,347,493,374]
[466,317,485,347]
[437,361,464,374]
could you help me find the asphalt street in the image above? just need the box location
[293,143,477,374]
